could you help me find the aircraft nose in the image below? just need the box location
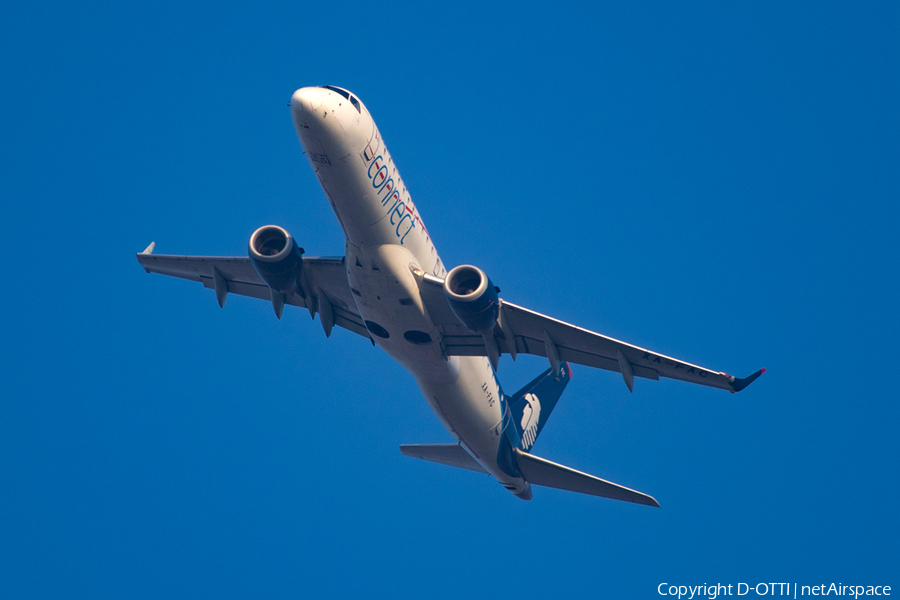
[290,85,361,144]
[290,87,323,115]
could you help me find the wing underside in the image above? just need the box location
[136,248,762,393]
[414,272,762,393]
[136,250,370,339]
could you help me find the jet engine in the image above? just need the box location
[248,225,305,294]
[443,265,499,334]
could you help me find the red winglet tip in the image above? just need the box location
[761,368,767,374]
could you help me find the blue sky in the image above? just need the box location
[2,2,898,597]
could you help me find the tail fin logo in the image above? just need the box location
[519,393,541,450]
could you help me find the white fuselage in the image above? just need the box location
[290,86,528,496]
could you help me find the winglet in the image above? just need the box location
[730,368,766,393]
[141,241,156,255]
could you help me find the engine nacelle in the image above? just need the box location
[443,265,499,334]
[248,225,305,294]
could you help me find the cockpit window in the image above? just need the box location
[322,85,350,100]
[350,95,361,113]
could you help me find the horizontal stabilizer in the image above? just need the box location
[400,444,488,474]
[514,449,659,507]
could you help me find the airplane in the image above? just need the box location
[136,85,764,506]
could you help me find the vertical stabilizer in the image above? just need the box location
[502,362,572,451]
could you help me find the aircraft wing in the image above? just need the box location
[416,272,763,394]
[136,245,370,339]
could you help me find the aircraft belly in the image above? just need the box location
[347,243,450,380]
[416,358,526,491]
[300,116,431,265]
[346,245,523,488]
[292,87,525,493]
[311,163,386,248]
